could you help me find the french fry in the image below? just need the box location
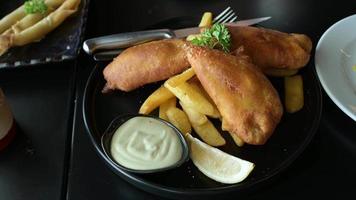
[180,101,225,146]
[264,68,298,77]
[165,68,195,87]
[166,107,192,135]
[186,11,212,41]
[191,120,226,147]
[229,132,245,147]
[199,12,213,28]
[159,97,176,121]
[188,79,220,118]
[284,75,304,113]
[164,82,217,117]
[139,86,174,114]
[179,101,208,126]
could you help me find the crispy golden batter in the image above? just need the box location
[187,45,283,145]
[103,39,190,92]
[228,26,312,71]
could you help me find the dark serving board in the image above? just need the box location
[0,0,89,69]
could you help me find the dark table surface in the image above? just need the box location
[1,0,356,200]
[0,62,76,200]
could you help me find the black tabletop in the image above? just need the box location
[0,62,76,200]
[1,0,356,200]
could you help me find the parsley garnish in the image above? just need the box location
[24,0,48,15]
[191,23,231,53]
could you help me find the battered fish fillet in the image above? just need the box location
[228,26,312,71]
[187,45,283,145]
[103,39,190,92]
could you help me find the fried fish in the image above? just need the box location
[103,39,190,92]
[228,26,312,71]
[103,27,312,92]
[187,45,283,145]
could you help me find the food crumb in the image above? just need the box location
[352,65,356,72]
[340,49,351,58]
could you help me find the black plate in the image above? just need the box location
[82,18,322,199]
[0,0,89,69]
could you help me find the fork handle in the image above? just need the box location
[83,29,174,55]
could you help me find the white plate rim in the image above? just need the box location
[315,14,356,121]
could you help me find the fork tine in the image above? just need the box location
[228,16,238,23]
[220,11,236,24]
[216,10,234,24]
[222,12,237,23]
[213,7,231,23]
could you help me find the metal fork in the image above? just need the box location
[88,7,238,61]
[213,7,238,24]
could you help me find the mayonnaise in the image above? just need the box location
[110,116,183,170]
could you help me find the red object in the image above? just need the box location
[0,122,16,151]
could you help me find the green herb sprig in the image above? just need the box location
[191,23,231,53]
[24,0,48,15]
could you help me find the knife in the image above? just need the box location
[83,16,271,60]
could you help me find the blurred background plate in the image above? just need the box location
[0,0,89,69]
[315,14,356,121]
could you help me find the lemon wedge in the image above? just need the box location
[186,134,255,184]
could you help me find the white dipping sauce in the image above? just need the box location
[110,116,183,170]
